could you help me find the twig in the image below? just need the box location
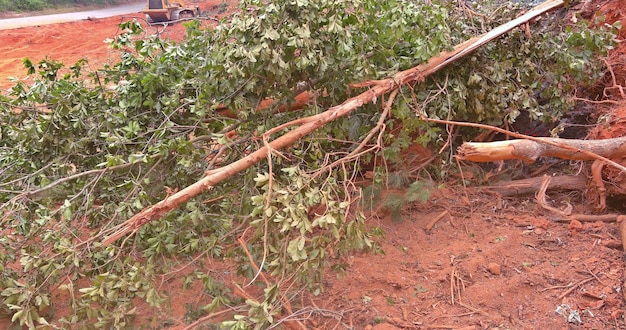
[158,222,245,287]
[0,162,52,189]
[1,161,136,208]
[619,215,626,252]
[539,284,573,292]
[426,210,450,231]
[237,236,269,286]
[457,301,492,319]
[205,135,252,170]
[584,263,608,287]
[431,311,480,322]
[450,266,456,305]
[308,296,353,329]
[455,157,472,211]
[450,266,466,306]
[312,89,398,179]
[428,325,478,330]
[558,277,595,300]
[237,236,308,330]
[272,304,353,330]
[181,307,240,330]
[572,96,621,105]
[602,57,626,99]
[202,195,225,204]
[246,135,276,288]
[552,214,621,222]
[383,316,416,328]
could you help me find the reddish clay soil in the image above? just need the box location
[0,0,230,91]
[1,1,626,329]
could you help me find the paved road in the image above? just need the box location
[0,2,145,30]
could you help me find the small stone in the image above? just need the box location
[487,262,501,275]
[568,219,583,232]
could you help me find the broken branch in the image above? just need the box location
[101,0,565,245]
[457,137,626,167]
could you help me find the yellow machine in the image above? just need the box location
[143,0,200,23]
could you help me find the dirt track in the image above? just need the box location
[0,2,144,29]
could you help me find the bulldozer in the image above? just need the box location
[142,0,200,23]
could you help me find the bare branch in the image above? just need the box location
[1,160,140,210]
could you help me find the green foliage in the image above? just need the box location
[0,0,618,328]
[249,168,378,288]
[412,1,619,129]
[361,171,434,221]
[0,0,44,11]
[2,277,51,328]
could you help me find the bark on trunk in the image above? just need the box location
[459,137,626,211]
[457,137,626,163]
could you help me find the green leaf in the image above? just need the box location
[287,237,307,261]
[263,28,280,41]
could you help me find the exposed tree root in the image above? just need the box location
[537,175,573,216]
[552,214,623,222]
[425,210,450,231]
[558,277,596,300]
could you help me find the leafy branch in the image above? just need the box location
[102,0,567,245]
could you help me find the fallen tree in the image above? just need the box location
[2,0,621,327]
[101,0,568,245]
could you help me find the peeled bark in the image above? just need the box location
[459,137,626,210]
[457,137,626,163]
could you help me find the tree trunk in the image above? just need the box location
[457,137,626,163]
[458,137,626,210]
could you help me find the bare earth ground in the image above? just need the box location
[1,0,626,329]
